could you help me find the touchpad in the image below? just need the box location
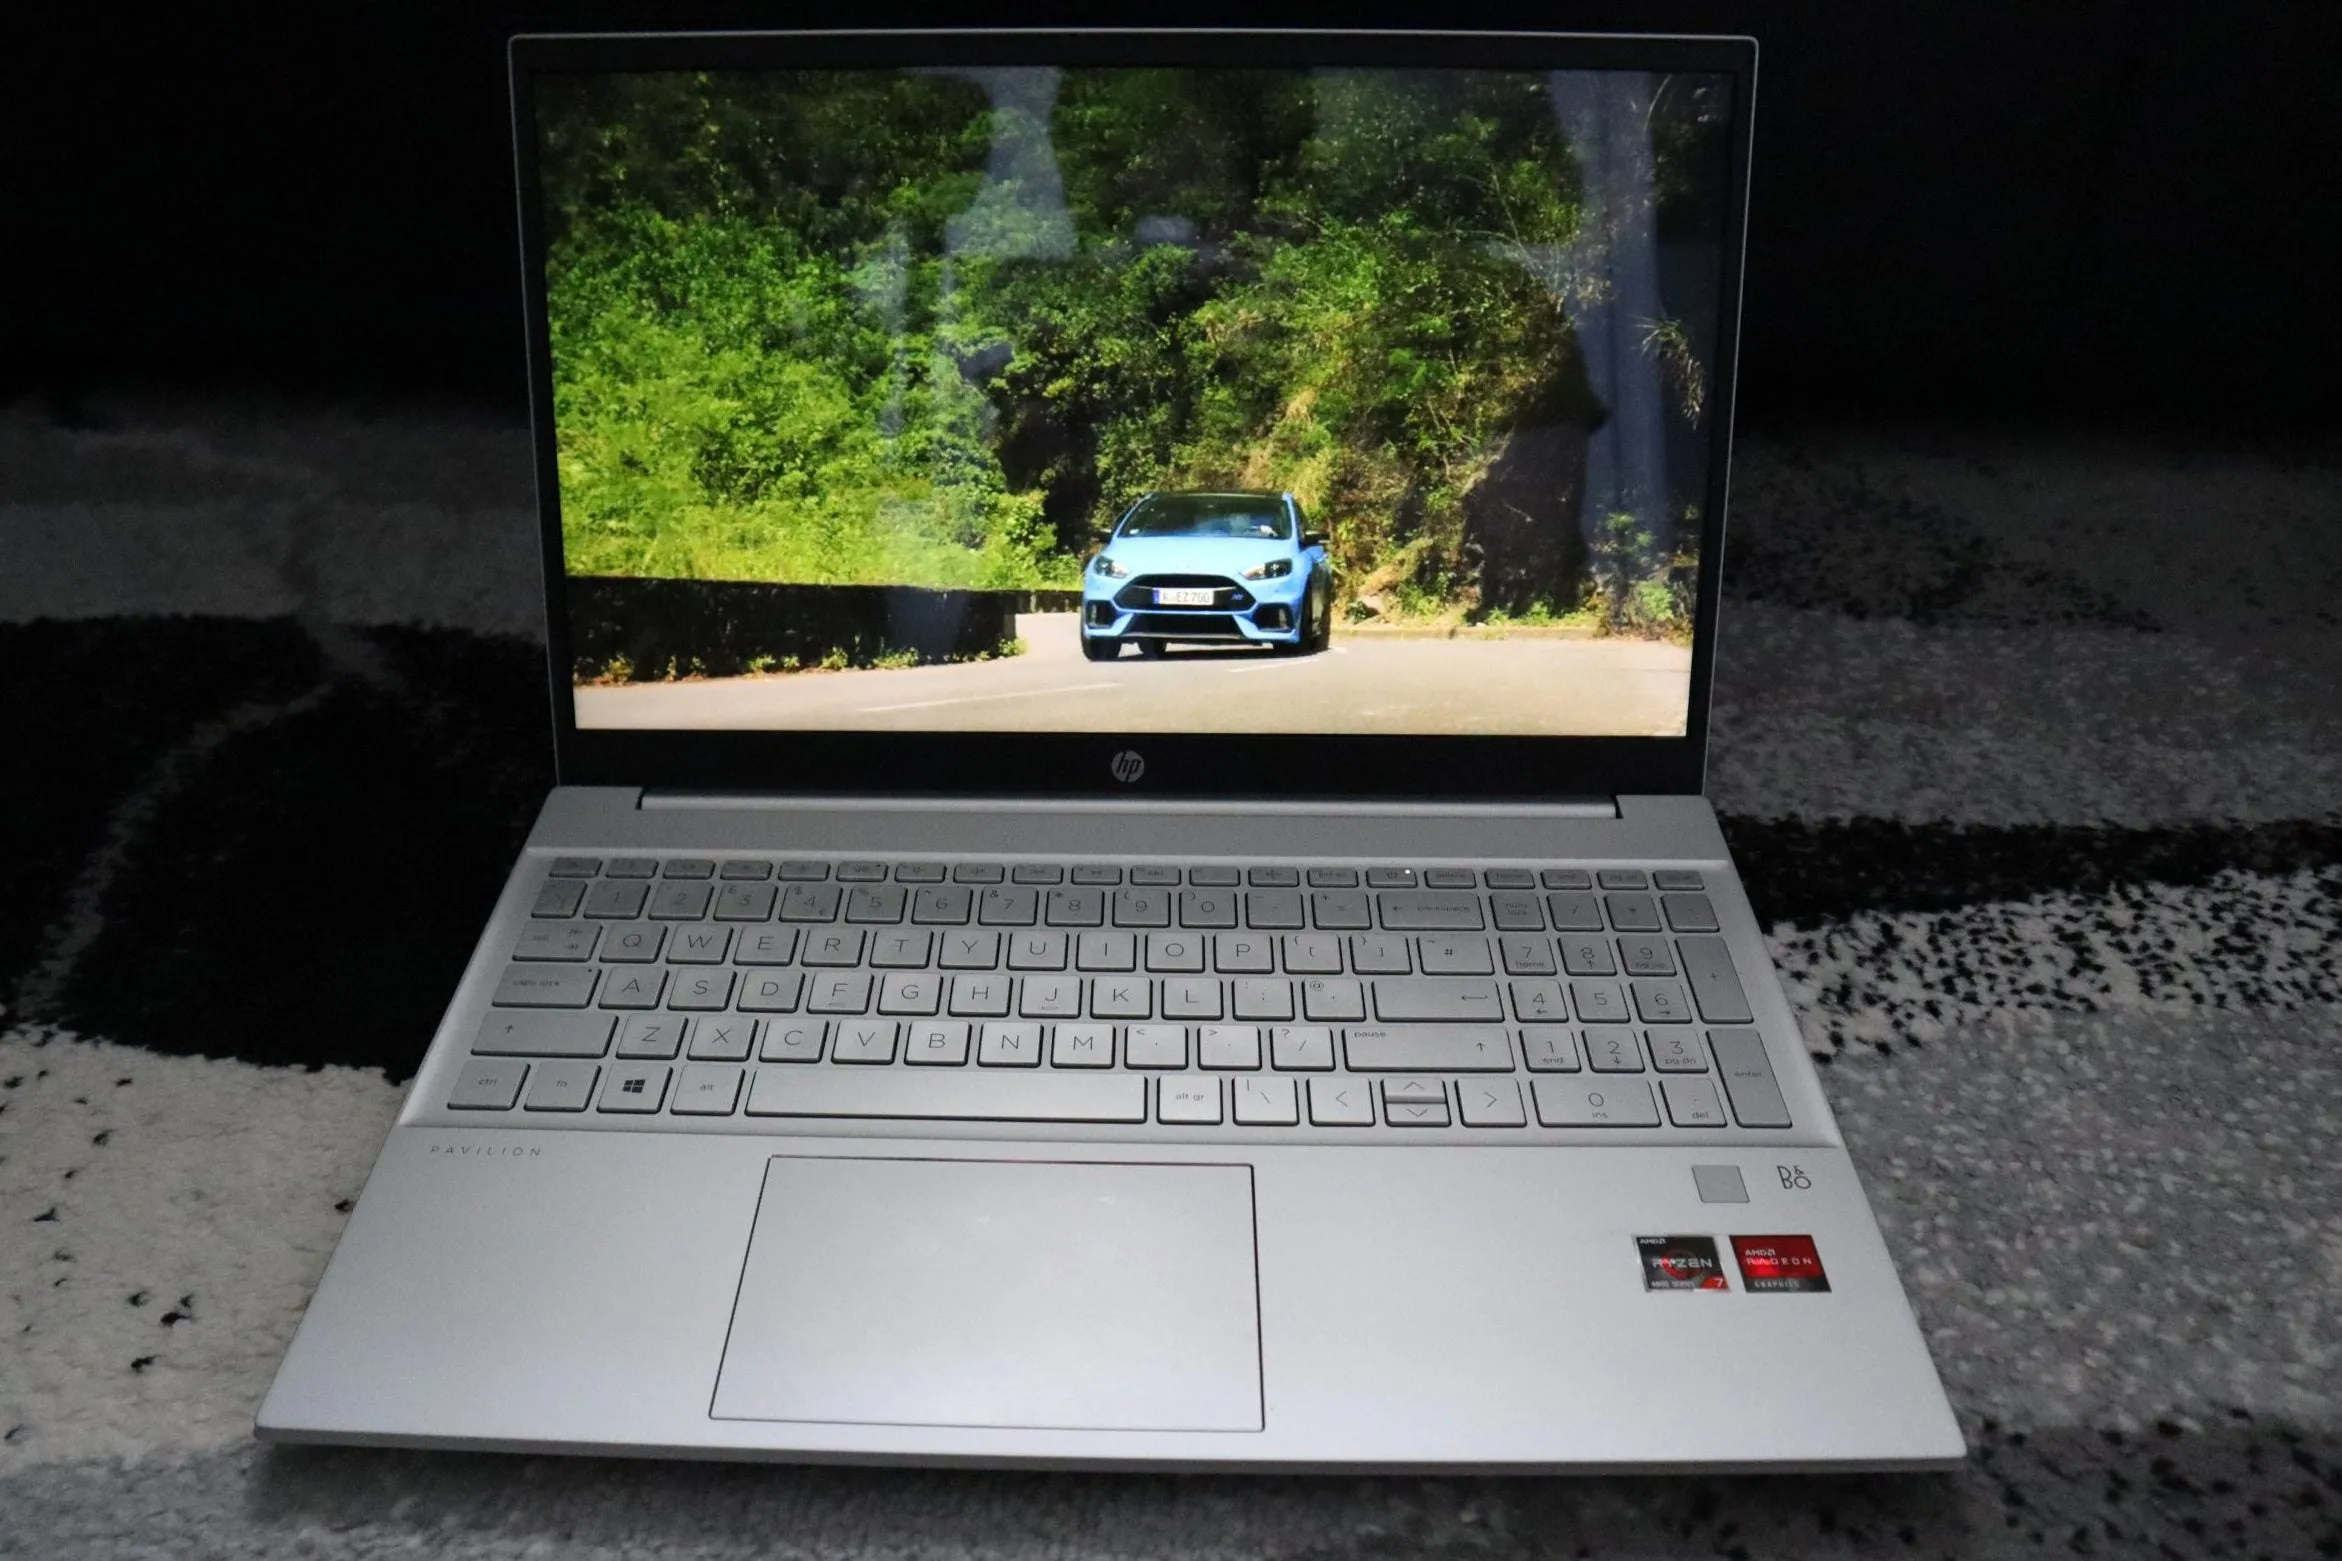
[713,1157,1262,1432]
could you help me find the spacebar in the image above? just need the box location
[744,1069,1147,1124]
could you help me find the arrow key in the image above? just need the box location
[1457,1077,1526,1127]
[1307,1076,1375,1126]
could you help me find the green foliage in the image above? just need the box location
[539,67,1723,612]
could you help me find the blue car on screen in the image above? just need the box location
[1080,491,1333,661]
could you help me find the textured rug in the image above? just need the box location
[2,401,2339,1557]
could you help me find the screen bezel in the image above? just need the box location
[510,27,1757,799]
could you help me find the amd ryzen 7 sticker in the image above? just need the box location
[1636,1235,1730,1291]
[1732,1234,1831,1292]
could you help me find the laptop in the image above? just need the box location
[258,27,1963,1471]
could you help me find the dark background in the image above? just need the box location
[11,2,2339,432]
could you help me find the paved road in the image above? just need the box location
[574,614,1692,736]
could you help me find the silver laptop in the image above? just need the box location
[258,27,1962,1471]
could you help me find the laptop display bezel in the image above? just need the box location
[510,28,1756,798]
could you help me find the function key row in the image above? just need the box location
[545,857,1707,894]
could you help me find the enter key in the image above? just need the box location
[1371,978,1504,1022]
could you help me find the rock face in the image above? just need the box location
[1461,421,1591,617]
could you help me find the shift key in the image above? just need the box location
[473,1012,615,1058]
[1677,936,1754,1024]
[1371,978,1505,1022]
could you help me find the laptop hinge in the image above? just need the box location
[638,792,1620,819]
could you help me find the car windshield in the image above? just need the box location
[1117,496,1292,541]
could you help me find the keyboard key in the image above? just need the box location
[1128,866,1180,886]
[846,885,908,923]
[1069,864,1122,885]
[605,857,658,879]
[493,964,597,1008]
[667,967,736,1010]
[1300,977,1366,1021]
[1307,1076,1374,1125]
[732,927,799,966]
[1248,866,1300,887]
[714,883,777,921]
[760,1020,824,1063]
[1231,978,1294,1021]
[1114,887,1172,926]
[1604,893,1662,932]
[1381,1076,1444,1107]
[1124,1024,1188,1067]
[1234,1076,1300,1125]
[1633,980,1692,1024]
[1499,935,1557,975]
[514,922,598,962]
[1244,890,1306,929]
[1678,937,1755,1024]
[1419,935,1493,975]
[1019,974,1082,1018]
[1489,893,1544,931]
[805,972,873,1013]
[617,1014,687,1060]
[1145,933,1206,973]
[1583,1027,1645,1072]
[903,1022,970,1066]
[894,862,947,883]
[1662,1075,1729,1127]
[1532,1077,1658,1127]
[1422,868,1476,889]
[1545,892,1603,932]
[801,928,867,966]
[1051,1023,1114,1067]
[532,880,586,918]
[877,972,943,1015]
[1520,1028,1580,1071]
[1598,869,1649,890]
[1709,1030,1792,1127]
[1310,890,1371,929]
[719,859,773,880]
[1540,869,1592,890]
[1377,891,1482,930]
[1559,935,1616,976]
[649,882,712,921]
[1089,975,1152,1019]
[1073,931,1134,971]
[689,1017,758,1062]
[1618,934,1675,976]
[600,925,664,963]
[598,1063,670,1113]
[913,886,975,924]
[522,1060,597,1112]
[946,974,1012,1017]
[1350,935,1411,974]
[1371,978,1504,1022]
[1571,980,1629,1024]
[777,861,830,881]
[667,926,732,964]
[449,1058,527,1110]
[1382,1097,1450,1129]
[1482,869,1535,890]
[596,969,667,1009]
[1188,866,1242,887]
[1306,867,1358,887]
[780,884,842,921]
[738,970,805,1012]
[1648,1029,1709,1072]
[870,929,935,968]
[582,880,648,919]
[1197,1025,1261,1069]
[1663,893,1721,933]
[1012,864,1065,885]
[1214,933,1276,974]
[547,857,601,879]
[978,1022,1044,1067]
[662,858,715,879]
[1270,1026,1336,1070]
[1282,934,1343,974]
[1343,1025,1515,1072]
[745,1069,1146,1123]
[1163,978,1223,1020]
[1653,870,1707,892]
[1045,888,1105,926]
[1457,1077,1526,1127]
[977,886,1039,925]
[1158,1076,1224,1124]
[940,930,1002,968]
[672,1064,744,1115]
[1180,889,1239,928]
[1366,867,1417,888]
[1509,979,1568,1023]
[836,862,889,882]
[831,1019,898,1064]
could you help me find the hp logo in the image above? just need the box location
[1110,749,1146,785]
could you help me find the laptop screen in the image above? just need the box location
[532,62,1736,742]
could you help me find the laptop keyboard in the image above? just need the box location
[443,856,1794,1138]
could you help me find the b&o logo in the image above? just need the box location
[1110,749,1146,784]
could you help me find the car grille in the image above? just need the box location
[1115,575,1254,612]
[1127,613,1245,640]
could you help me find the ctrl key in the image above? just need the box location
[448,1058,527,1110]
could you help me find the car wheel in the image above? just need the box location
[1081,633,1119,662]
[1138,639,1168,660]
[1303,575,1333,654]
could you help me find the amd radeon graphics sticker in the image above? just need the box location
[1731,1235,1831,1292]
[1636,1235,1731,1291]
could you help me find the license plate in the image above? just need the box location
[1154,587,1215,606]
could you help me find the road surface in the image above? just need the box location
[574,614,1691,736]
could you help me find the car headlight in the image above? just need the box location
[1093,555,1129,579]
[1241,558,1293,580]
